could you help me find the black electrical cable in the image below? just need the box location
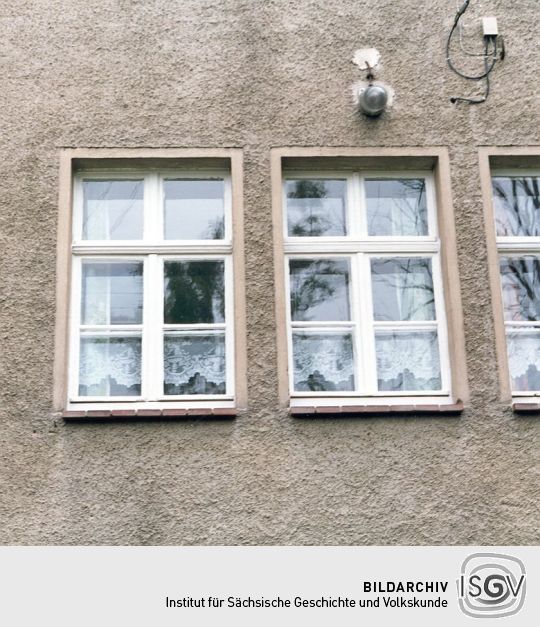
[446,0,501,103]
[450,37,491,104]
[447,20,498,80]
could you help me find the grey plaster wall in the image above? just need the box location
[0,0,538,544]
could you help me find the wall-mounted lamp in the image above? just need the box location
[357,83,389,117]
[352,48,393,118]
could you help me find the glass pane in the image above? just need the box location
[366,178,428,236]
[492,176,540,236]
[292,332,355,391]
[164,261,225,324]
[164,334,226,395]
[286,179,347,237]
[82,180,143,240]
[79,336,141,396]
[500,257,540,321]
[164,179,225,240]
[375,330,441,391]
[81,262,143,325]
[371,257,435,321]
[507,329,540,391]
[290,258,351,321]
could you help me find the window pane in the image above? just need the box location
[286,179,347,237]
[164,179,225,240]
[81,262,143,325]
[507,329,540,391]
[79,336,141,396]
[492,176,540,236]
[164,334,226,395]
[500,257,540,321]
[164,261,225,324]
[290,258,351,321]
[375,330,441,391]
[371,257,435,321]
[83,180,143,240]
[366,179,428,236]
[292,332,355,391]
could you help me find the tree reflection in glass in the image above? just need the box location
[164,261,224,324]
[290,259,351,321]
[164,179,225,240]
[500,257,540,321]
[286,179,347,237]
[493,176,540,236]
[371,257,435,321]
[366,179,428,236]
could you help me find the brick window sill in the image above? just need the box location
[512,402,540,413]
[62,408,238,420]
[290,401,464,417]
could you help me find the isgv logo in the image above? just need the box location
[457,553,526,618]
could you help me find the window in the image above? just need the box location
[55,150,246,417]
[491,170,540,396]
[272,148,466,413]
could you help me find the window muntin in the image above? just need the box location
[283,172,450,400]
[493,172,540,394]
[69,170,234,406]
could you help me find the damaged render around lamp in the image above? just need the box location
[352,47,394,117]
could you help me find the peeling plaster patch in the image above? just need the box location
[352,48,381,71]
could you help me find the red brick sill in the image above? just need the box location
[62,408,238,419]
[290,401,464,417]
[512,402,540,413]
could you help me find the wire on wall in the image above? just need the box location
[446,0,504,105]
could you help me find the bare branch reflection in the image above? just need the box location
[493,176,540,236]
[371,257,435,321]
[366,179,427,236]
[290,258,350,321]
[287,179,346,236]
[500,257,540,321]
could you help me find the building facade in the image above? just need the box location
[0,0,538,544]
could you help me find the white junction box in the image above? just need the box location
[482,16,499,37]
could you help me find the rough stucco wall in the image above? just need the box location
[0,0,538,544]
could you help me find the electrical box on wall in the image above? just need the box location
[482,17,499,37]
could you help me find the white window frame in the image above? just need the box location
[492,167,540,399]
[282,170,452,407]
[67,168,236,411]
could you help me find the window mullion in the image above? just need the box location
[356,173,367,238]
[143,254,162,401]
[347,173,362,238]
[350,252,364,394]
[359,252,378,394]
[144,173,161,242]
